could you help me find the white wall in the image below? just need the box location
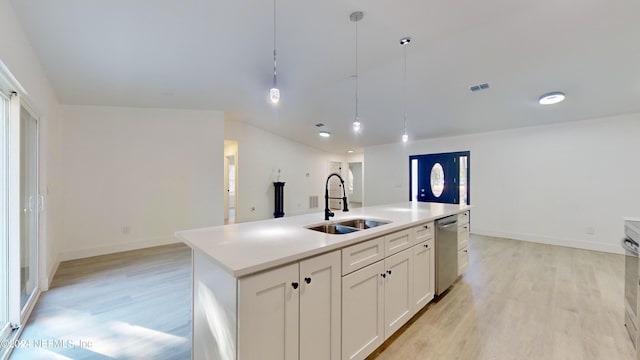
[365,113,640,254]
[224,121,347,222]
[1,0,63,289]
[60,105,224,260]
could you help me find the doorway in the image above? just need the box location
[224,140,238,224]
[409,151,470,204]
[348,162,363,208]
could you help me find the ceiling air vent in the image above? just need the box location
[469,83,490,92]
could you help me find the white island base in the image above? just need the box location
[178,202,471,360]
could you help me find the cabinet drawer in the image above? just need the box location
[458,246,469,275]
[411,221,434,246]
[384,229,412,257]
[457,211,470,226]
[458,223,470,250]
[342,237,385,275]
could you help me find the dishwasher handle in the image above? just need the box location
[438,221,458,229]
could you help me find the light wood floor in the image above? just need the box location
[9,236,635,360]
[370,235,635,360]
[9,243,192,360]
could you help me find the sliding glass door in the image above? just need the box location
[19,104,38,313]
[0,89,10,343]
[0,85,40,355]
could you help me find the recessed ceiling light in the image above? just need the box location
[346,150,354,154]
[318,130,331,138]
[538,91,566,105]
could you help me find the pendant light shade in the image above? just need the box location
[270,86,280,104]
[351,11,363,132]
[269,0,280,104]
[400,36,411,142]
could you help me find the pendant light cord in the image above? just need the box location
[403,43,407,132]
[355,19,359,121]
[272,0,277,85]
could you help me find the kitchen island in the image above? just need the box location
[176,201,471,360]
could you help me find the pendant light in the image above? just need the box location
[269,0,280,104]
[350,11,363,132]
[400,36,411,143]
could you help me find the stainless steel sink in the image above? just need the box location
[336,218,391,229]
[306,218,391,235]
[307,224,361,235]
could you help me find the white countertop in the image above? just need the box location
[176,201,471,277]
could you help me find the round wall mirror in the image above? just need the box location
[430,163,445,197]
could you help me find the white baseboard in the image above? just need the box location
[472,228,624,255]
[57,236,181,262]
[39,258,60,291]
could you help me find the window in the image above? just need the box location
[429,163,445,197]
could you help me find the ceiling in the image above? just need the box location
[10,0,640,154]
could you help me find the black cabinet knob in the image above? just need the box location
[424,244,429,248]
[304,277,311,284]
[292,282,299,290]
[387,270,392,275]
[380,273,386,278]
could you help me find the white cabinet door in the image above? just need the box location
[383,248,413,339]
[458,223,470,250]
[300,251,341,360]
[457,220,470,275]
[458,247,470,275]
[411,239,434,315]
[238,263,299,360]
[342,260,385,360]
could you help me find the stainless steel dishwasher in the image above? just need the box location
[436,215,458,296]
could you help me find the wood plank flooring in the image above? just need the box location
[8,235,635,360]
[9,243,192,360]
[369,235,634,360]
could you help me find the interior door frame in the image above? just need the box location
[223,140,238,224]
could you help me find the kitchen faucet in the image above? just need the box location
[325,173,349,220]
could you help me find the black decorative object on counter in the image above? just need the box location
[273,182,285,218]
